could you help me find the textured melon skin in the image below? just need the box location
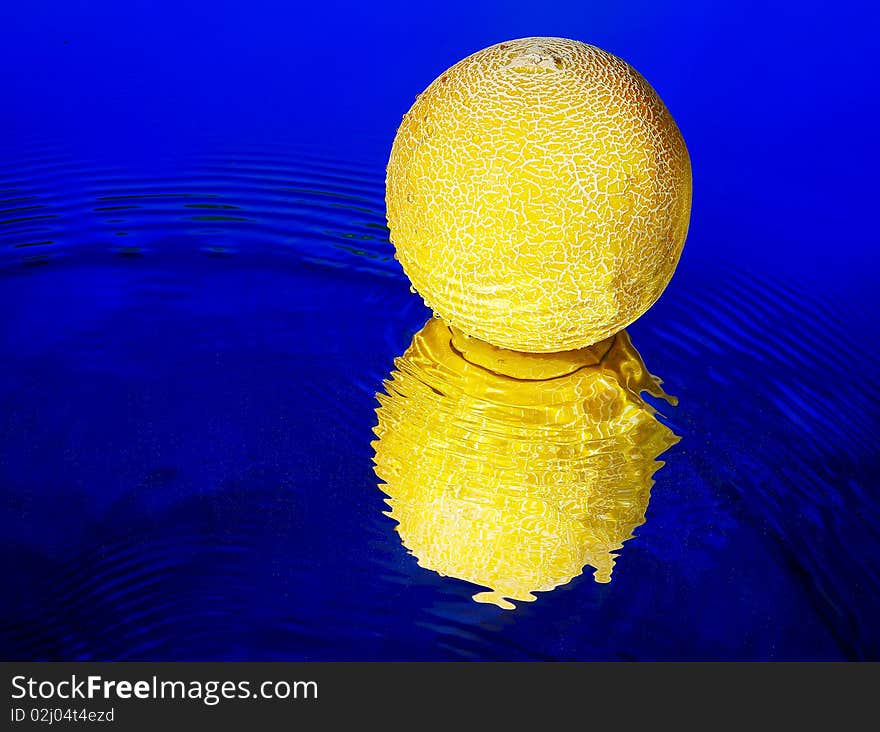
[386,37,691,352]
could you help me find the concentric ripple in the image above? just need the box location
[639,265,880,658]
[0,144,396,274]
[1,141,878,659]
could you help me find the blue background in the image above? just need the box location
[1,1,878,659]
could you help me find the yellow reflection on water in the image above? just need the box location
[372,318,679,609]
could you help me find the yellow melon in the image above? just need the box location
[386,37,691,352]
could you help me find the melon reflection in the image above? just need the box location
[372,318,679,609]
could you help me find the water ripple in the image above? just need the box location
[1,142,878,658]
[643,263,880,658]
[0,146,396,275]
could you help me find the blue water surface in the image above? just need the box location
[1,1,878,660]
